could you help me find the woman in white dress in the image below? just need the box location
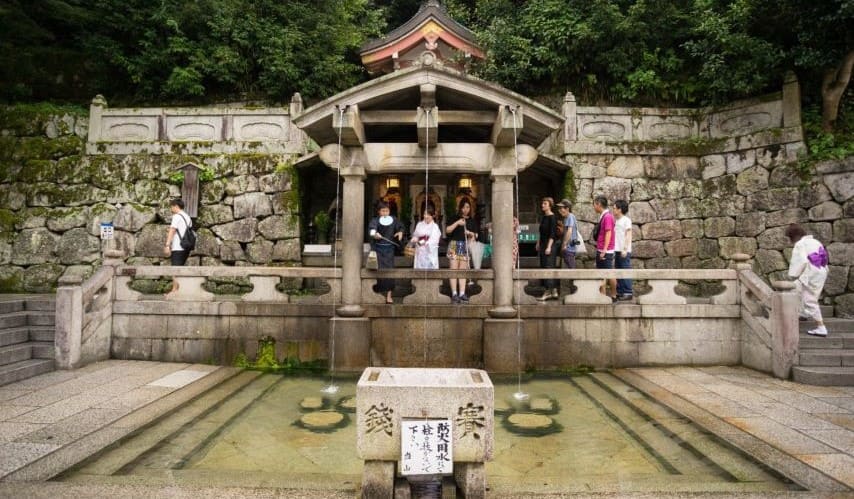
[410,208,441,269]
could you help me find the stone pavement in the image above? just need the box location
[0,359,233,482]
[0,362,852,497]
[615,366,854,491]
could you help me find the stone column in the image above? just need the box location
[771,281,800,379]
[489,174,516,318]
[339,170,366,317]
[55,275,84,369]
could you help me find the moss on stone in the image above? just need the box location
[0,272,22,293]
[19,160,56,183]
[0,209,19,241]
[128,277,173,294]
[16,136,83,160]
[619,136,728,156]
[0,103,86,136]
[202,275,253,295]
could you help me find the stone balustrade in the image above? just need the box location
[55,265,115,369]
[86,96,306,155]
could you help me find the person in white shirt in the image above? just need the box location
[613,200,633,300]
[164,198,192,295]
[410,207,441,269]
[786,224,829,337]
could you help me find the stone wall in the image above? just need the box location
[0,103,303,293]
[562,82,854,317]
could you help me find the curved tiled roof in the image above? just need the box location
[360,0,479,54]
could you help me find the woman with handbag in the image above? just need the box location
[445,198,477,304]
[410,207,441,269]
[368,201,404,304]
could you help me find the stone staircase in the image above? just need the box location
[0,296,56,387]
[793,317,854,386]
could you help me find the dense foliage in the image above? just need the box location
[0,0,851,127]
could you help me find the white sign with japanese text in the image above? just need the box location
[100,222,114,240]
[400,419,453,476]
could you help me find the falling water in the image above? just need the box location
[321,105,347,396]
[510,106,528,402]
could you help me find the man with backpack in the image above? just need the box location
[164,198,194,295]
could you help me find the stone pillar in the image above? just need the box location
[55,275,83,369]
[770,281,800,379]
[563,92,577,141]
[339,171,366,316]
[87,95,107,144]
[782,71,801,128]
[489,174,516,318]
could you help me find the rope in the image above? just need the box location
[422,108,431,367]
[510,105,524,397]
[326,105,346,390]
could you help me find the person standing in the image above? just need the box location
[410,207,441,269]
[613,199,633,301]
[556,199,578,270]
[446,198,477,304]
[593,195,617,302]
[369,201,404,304]
[536,197,558,301]
[164,198,192,295]
[786,224,829,336]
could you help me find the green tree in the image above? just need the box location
[752,0,854,131]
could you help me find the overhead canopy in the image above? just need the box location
[293,64,565,148]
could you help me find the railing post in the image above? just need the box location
[770,280,799,379]
[55,275,84,369]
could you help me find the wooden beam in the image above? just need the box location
[417,106,438,148]
[491,105,523,146]
[331,104,365,146]
[360,110,496,126]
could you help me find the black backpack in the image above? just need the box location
[178,213,197,251]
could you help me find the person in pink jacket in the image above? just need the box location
[786,224,829,337]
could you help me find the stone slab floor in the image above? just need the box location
[0,362,851,497]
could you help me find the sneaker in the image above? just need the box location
[611,297,619,304]
[451,294,460,304]
[459,294,469,303]
[618,294,633,301]
[806,326,828,337]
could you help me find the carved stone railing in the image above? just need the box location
[85,95,306,155]
[361,269,494,305]
[515,268,738,307]
[55,264,116,369]
[737,264,799,378]
[115,266,342,305]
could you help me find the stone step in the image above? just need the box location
[792,366,854,386]
[799,319,854,334]
[29,327,55,342]
[72,370,264,476]
[30,341,54,359]
[798,349,854,367]
[588,372,780,483]
[0,312,29,330]
[0,327,29,347]
[27,312,55,327]
[0,343,32,367]
[25,297,55,311]
[799,333,854,350]
[0,358,55,387]
[0,300,25,315]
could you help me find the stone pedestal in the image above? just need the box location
[454,462,486,499]
[483,318,525,373]
[356,367,493,498]
[329,317,370,371]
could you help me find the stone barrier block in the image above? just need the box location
[357,367,493,463]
